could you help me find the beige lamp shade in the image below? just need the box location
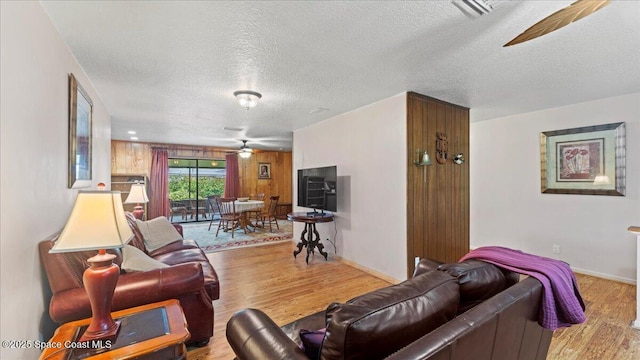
[124,183,149,204]
[50,191,133,253]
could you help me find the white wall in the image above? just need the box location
[471,93,639,283]
[293,93,407,281]
[0,2,111,358]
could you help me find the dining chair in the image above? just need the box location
[255,195,280,232]
[245,193,265,232]
[207,195,222,231]
[216,197,244,238]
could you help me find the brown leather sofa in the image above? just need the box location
[226,258,553,359]
[39,213,219,345]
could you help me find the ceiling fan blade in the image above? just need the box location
[504,0,610,47]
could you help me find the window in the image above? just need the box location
[168,159,226,223]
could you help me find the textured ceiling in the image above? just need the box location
[40,1,640,151]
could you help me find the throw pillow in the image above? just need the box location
[121,244,169,272]
[135,217,183,252]
[299,328,326,360]
[321,270,459,360]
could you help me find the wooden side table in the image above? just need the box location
[288,211,334,264]
[39,299,190,360]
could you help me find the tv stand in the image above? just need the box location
[288,212,334,264]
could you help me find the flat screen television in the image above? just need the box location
[297,166,337,213]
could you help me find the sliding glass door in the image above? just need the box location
[168,158,226,223]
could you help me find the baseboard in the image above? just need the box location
[570,267,636,285]
[333,255,402,284]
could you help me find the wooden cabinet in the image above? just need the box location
[111,174,148,218]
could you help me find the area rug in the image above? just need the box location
[182,220,294,253]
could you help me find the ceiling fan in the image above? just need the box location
[237,140,253,159]
[504,0,610,47]
[453,0,611,47]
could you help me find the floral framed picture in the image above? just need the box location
[540,122,625,196]
[258,162,271,179]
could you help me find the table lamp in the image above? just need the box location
[124,182,149,220]
[50,191,133,341]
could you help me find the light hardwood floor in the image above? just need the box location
[188,242,639,359]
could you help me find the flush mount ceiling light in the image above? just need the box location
[233,90,262,110]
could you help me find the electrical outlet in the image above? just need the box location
[552,244,560,254]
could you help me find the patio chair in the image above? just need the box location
[169,199,187,221]
[186,199,207,220]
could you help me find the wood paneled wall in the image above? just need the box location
[111,140,292,204]
[406,92,469,275]
[238,151,292,204]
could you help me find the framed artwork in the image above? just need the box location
[258,162,271,179]
[540,122,625,196]
[68,73,93,188]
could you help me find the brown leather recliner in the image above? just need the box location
[39,212,219,345]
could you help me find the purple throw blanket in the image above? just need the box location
[460,246,586,330]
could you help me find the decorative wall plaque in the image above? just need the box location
[436,132,448,164]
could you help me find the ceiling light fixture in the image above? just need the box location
[238,140,253,159]
[233,90,262,110]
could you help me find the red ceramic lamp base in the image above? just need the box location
[132,204,145,220]
[79,249,121,342]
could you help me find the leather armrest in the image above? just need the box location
[226,308,308,360]
[49,262,205,323]
[413,258,444,277]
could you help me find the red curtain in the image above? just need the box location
[148,148,169,219]
[224,153,240,198]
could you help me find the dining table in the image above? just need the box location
[234,200,264,231]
